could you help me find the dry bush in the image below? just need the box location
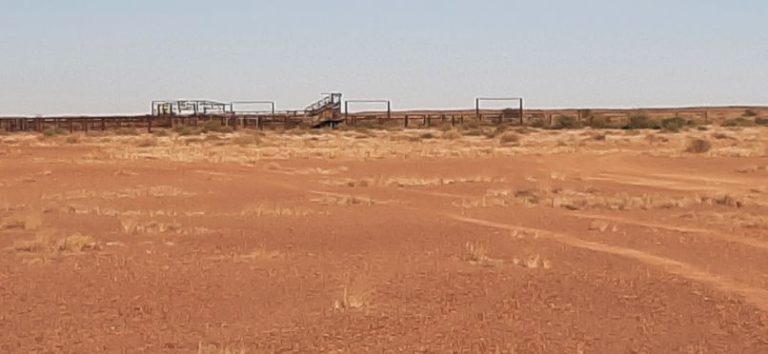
[626,114,659,129]
[201,120,234,133]
[231,135,259,146]
[722,117,755,127]
[65,136,80,144]
[204,134,226,145]
[174,126,202,136]
[712,132,734,140]
[551,116,581,130]
[42,128,67,137]
[135,137,158,147]
[685,138,712,154]
[498,132,520,146]
[660,117,688,132]
[414,131,437,140]
[441,129,462,140]
[589,116,609,129]
[113,127,139,136]
[153,129,170,137]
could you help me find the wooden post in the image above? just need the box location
[404,115,409,128]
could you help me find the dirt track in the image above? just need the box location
[1,126,767,352]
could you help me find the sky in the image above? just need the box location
[1,0,767,115]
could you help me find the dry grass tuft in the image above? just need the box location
[498,132,521,146]
[135,137,158,147]
[197,343,247,354]
[332,284,371,312]
[512,254,552,269]
[463,242,504,268]
[309,194,380,207]
[231,135,259,146]
[441,129,463,140]
[11,232,100,259]
[684,138,712,154]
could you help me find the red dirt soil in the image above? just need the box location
[1,128,767,352]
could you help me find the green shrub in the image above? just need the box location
[528,119,546,128]
[589,116,609,129]
[42,128,67,137]
[660,117,687,132]
[551,116,581,130]
[625,114,659,129]
[419,132,437,140]
[722,117,755,127]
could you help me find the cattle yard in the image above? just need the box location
[3,93,763,134]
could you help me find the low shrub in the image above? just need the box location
[42,128,67,137]
[529,119,547,128]
[419,132,437,140]
[589,116,610,129]
[135,137,158,147]
[551,116,581,130]
[722,117,755,127]
[499,132,520,146]
[441,129,462,140]
[625,114,659,130]
[660,117,687,132]
[685,138,712,154]
[113,127,139,136]
[201,120,234,133]
[231,135,258,146]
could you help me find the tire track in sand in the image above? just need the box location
[447,213,768,312]
[572,212,768,252]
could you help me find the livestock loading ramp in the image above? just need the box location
[304,93,343,128]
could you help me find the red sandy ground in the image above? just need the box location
[1,130,767,353]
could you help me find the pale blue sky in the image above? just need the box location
[1,0,766,115]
